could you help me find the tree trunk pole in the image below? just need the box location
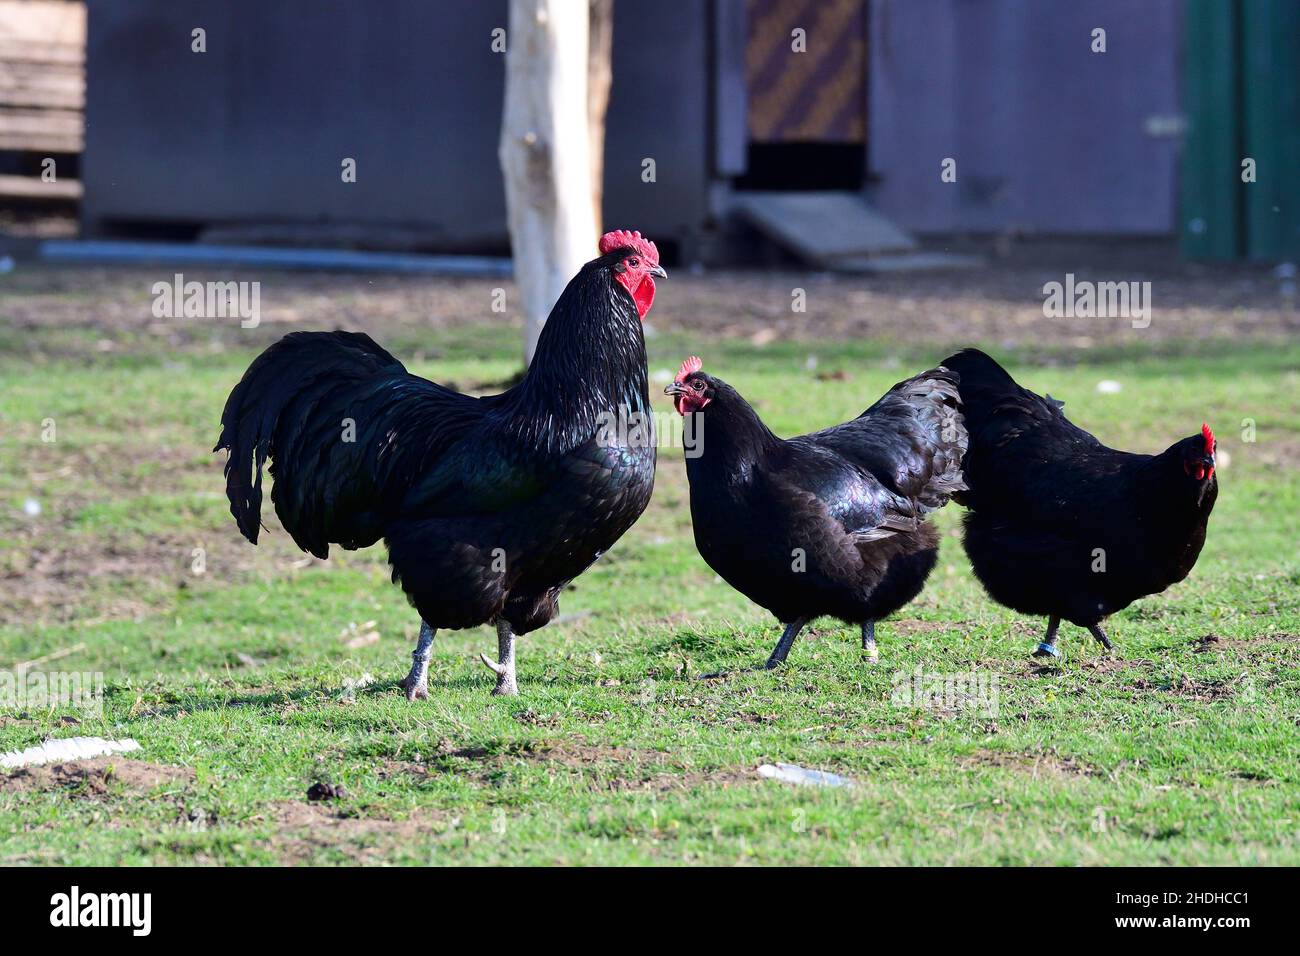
[499,0,600,366]
[587,0,614,233]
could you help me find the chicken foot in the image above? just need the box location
[479,619,519,696]
[399,620,436,701]
[861,620,879,662]
[1087,623,1113,650]
[1032,616,1061,659]
[1032,617,1113,659]
[765,616,810,669]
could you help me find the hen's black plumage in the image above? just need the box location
[216,246,660,695]
[941,348,1218,657]
[668,364,967,667]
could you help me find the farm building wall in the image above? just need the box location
[81,0,710,252]
[867,0,1183,235]
[80,0,1186,251]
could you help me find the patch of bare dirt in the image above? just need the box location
[261,800,454,863]
[654,243,1300,348]
[1078,655,1154,674]
[1131,674,1245,701]
[1009,651,1152,677]
[5,242,1298,363]
[0,267,510,353]
[1247,439,1300,471]
[960,748,1100,779]
[0,757,194,795]
[385,738,761,794]
[268,800,443,831]
[1192,634,1224,653]
[0,509,374,629]
[0,534,198,626]
[1192,632,1300,653]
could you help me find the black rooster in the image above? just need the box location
[666,357,967,668]
[941,348,1218,658]
[216,231,665,697]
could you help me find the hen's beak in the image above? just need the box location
[1189,455,1216,480]
[648,264,667,280]
[664,381,686,396]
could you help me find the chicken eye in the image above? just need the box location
[692,380,705,392]
[627,258,639,268]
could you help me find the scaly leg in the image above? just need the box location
[478,619,519,696]
[1087,623,1113,651]
[861,620,879,662]
[1032,616,1061,659]
[399,620,436,701]
[765,616,810,670]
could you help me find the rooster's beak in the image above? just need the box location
[664,381,686,396]
[648,264,667,279]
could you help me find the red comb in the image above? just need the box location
[1202,422,1215,450]
[676,355,702,384]
[599,229,658,263]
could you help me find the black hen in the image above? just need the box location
[941,348,1218,658]
[666,358,967,668]
[216,231,665,696]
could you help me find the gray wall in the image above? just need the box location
[83,0,709,250]
[868,0,1182,234]
[82,0,1185,247]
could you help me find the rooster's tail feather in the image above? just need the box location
[214,331,405,554]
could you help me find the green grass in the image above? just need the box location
[1,318,1298,865]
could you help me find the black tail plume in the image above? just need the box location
[214,331,404,549]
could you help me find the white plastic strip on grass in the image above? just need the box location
[0,737,141,769]
[758,762,853,788]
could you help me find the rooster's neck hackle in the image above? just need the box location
[507,257,651,452]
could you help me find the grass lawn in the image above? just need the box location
[1,266,1298,865]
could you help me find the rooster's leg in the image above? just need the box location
[860,621,879,662]
[765,616,810,669]
[478,619,519,696]
[1087,623,1113,651]
[1032,616,1061,659]
[399,620,436,701]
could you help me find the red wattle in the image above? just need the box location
[633,276,655,320]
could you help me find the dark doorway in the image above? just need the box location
[732,142,864,192]
[736,0,868,192]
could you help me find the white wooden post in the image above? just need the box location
[499,0,600,365]
[588,0,614,232]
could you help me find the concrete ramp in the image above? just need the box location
[729,191,918,266]
[730,192,983,272]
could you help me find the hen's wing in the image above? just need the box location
[805,367,968,513]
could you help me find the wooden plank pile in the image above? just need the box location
[0,0,84,201]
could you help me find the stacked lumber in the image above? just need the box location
[0,0,84,176]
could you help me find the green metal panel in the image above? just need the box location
[1181,0,1243,259]
[1241,0,1300,259]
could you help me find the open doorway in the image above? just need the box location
[732,0,867,193]
[723,0,922,269]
